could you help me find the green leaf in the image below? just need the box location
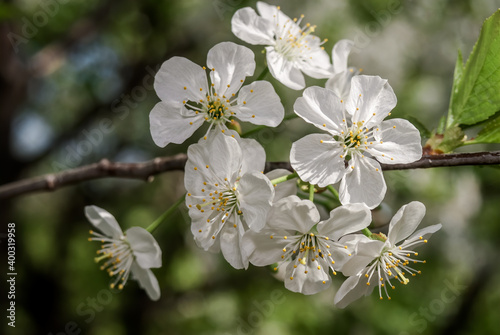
[449,9,500,126]
[467,111,500,144]
[446,50,464,127]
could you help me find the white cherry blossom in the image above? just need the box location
[325,39,360,101]
[85,206,162,301]
[334,201,442,308]
[184,132,274,269]
[231,1,332,90]
[150,41,284,147]
[242,196,371,294]
[291,75,422,208]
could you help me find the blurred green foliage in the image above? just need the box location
[2,0,500,335]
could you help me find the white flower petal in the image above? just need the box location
[220,218,249,269]
[234,81,284,127]
[341,239,384,276]
[185,133,242,188]
[231,7,275,45]
[149,102,204,147]
[335,234,367,269]
[284,259,331,295]
[130,263,161,301]
[387,201,426,245]
[317,203,372,241]
[340,155,386,209]
[267,196,319,233]
[347,75,397,129]
[207,42,255,97]
[368,119,422,164]
[294,86,345,135]
[190,210,225,250]
[233,134,266,175]
[266,46,305,90]
[298,45,333,79]
[334,273,373,309]
[332,39,354,74]
[238,172,274,232]
[242,230,290,266]
[325,70,357,102]
[256,1,280,21]
[85,206,123,239]
[402,223,442,247]
[126,227,162,269]
[154,56,207,105]
[291,134,345,187]
[265,169,297,202]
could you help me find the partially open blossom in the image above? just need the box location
[334,201,442,308]
[185,132,274,269]
[243,196,371,294]
[291,75,422,208]
[232,1,332,90]
[150,41,284,147]
[325,39,360,101]
[85,206,162,301]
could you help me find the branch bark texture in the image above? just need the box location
[1,151,500,200]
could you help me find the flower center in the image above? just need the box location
[363,238,428,300]
[205,100,228,122]
[270,232,346,283]
[342,122,373,152]
[88,231,134,290]
[272,10,326,62]
[196,184,240,213]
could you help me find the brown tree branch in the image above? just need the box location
[1,151,500,200]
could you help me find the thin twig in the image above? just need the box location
[1,151,499,200]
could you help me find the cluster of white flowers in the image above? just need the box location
[83,2,441,307]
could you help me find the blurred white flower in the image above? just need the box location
[85,206,162,301]
[291,75,422,208]
[243,196,371,294]
[334,201,442,308]
[325,39,360,101]
[185,132,274,269]
[232,1,332,90]
[150,41,284,147]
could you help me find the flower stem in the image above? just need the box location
[241,114,299,138]
[326,185,339,201]
[270,172,298,185]
[361,228,372,237]
[146,194,186,234]
[256,67,269,81]
[309,184,315,202]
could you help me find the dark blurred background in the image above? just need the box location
[1,0,500,334]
